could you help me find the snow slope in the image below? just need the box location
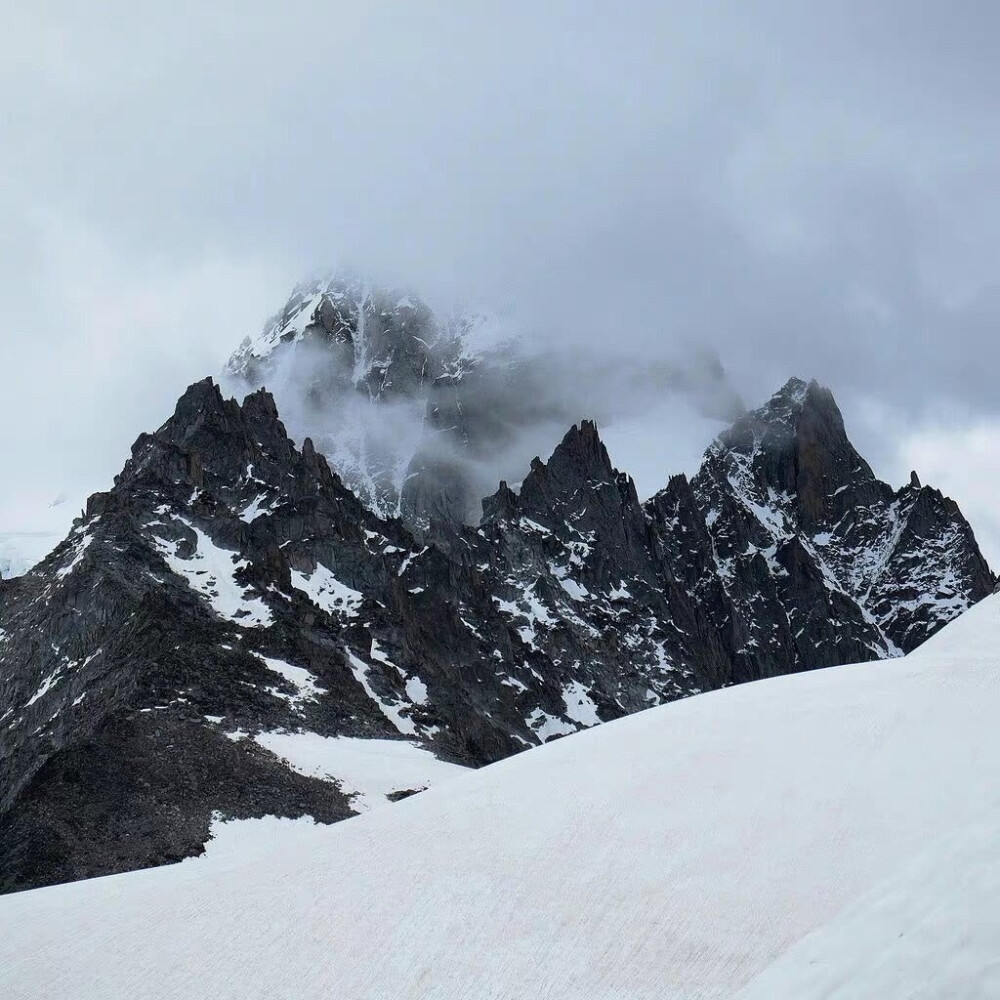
[3,595,1000,999]
[0,489,90,579]
[0,532,62,579]
[251,733,468,811]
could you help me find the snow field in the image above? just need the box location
[4,595,1000,999]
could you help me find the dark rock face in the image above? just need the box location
[0,380,504,892]
[689,378,994,663]
[0,375,992,894]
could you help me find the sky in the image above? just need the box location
[3,2,1000,562]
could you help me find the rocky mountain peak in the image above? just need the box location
[480,480,519,524]
[226,275,450,399]
[518,420,618,512]
[483,420,643,541]
[691,377,994,661]
[478,419,653,606]
[221,277,756,535]
[114,378,301,498]
[159,377,247,454]
[700,376,882,533]
[223,275,492,526]
[724,376,846,441]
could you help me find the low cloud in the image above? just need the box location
[221,284,745,523]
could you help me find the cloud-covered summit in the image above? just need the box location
[222,274,745,526]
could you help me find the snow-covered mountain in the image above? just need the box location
[222,275,746,530]
[688,377,993,663]
[224,275,505,526]
[0,497,79,580]
[4,591,999,998]
[0,369,990,894]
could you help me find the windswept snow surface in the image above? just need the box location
[253,732,468,811]
[4,596,1000,999]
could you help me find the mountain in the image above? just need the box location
[0,380,486,893]
[687,377,993,665]
[224,275,504,526]
[4,590,999,998]
[222,275,746,530]
[0,368,991,893]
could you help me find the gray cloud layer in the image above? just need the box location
[3,2,1000,553]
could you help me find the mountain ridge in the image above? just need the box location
[0,365,992,893]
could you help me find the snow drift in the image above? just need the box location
[3,594,1000,999]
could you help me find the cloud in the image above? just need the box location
[2,2,1000,556]
[220,280,744,525]
[0,211,290,534]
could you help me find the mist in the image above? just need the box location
[4,2,1000,563]
[221,279,746,525]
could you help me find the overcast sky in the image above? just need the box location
[3,2,1000,560]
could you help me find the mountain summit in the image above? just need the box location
[692,377,993,660]
[224,275,493,526]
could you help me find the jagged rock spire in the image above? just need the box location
[691,376,994,659]
[702,376,883,531]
